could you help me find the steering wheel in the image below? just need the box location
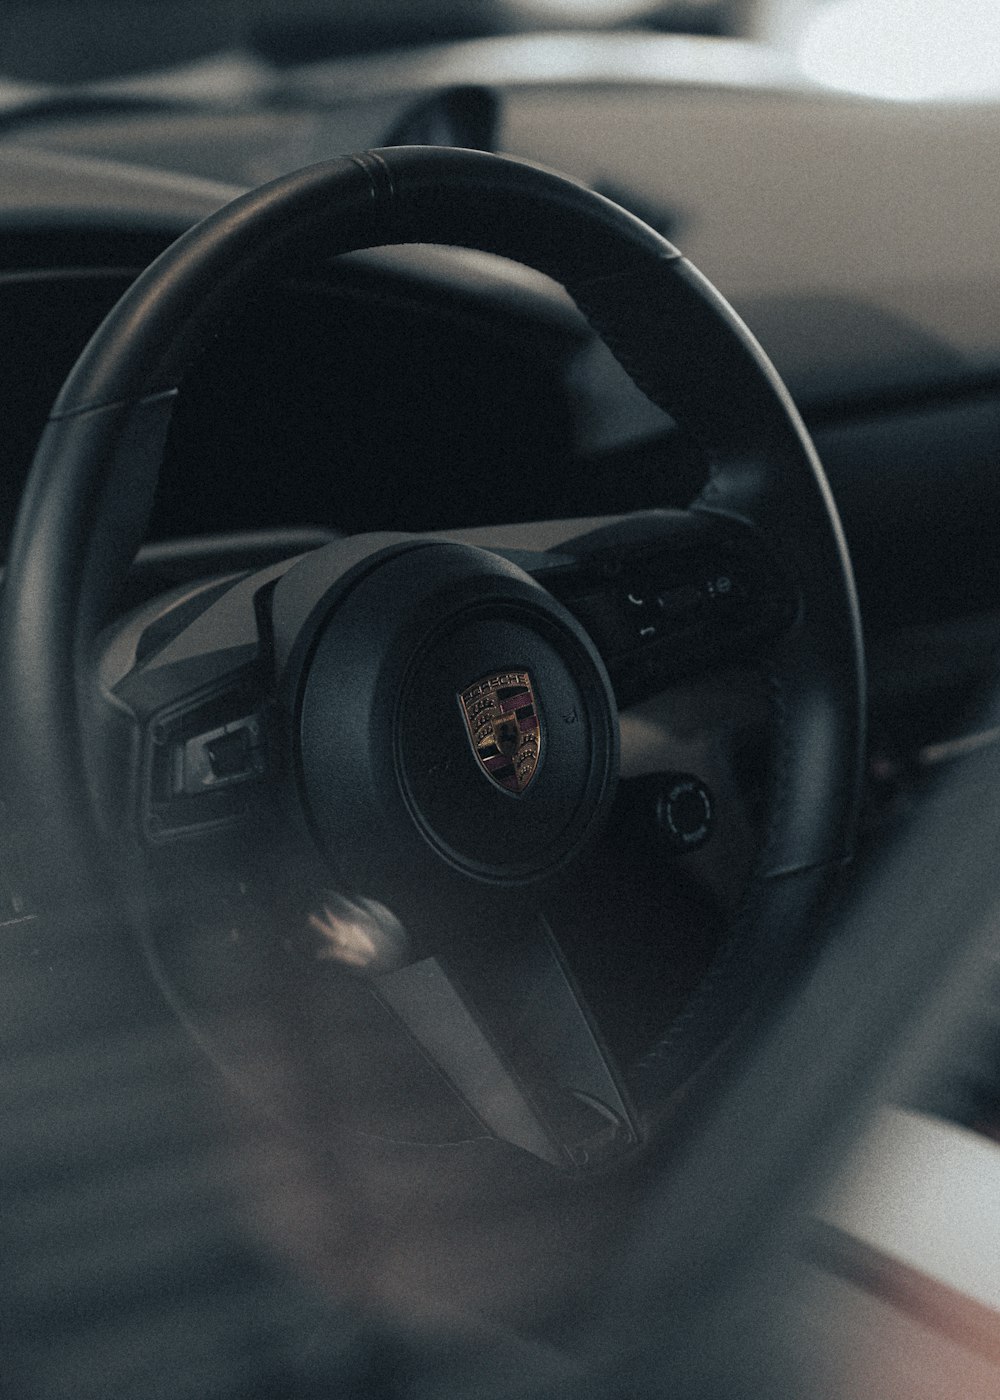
[0,150,863,1207]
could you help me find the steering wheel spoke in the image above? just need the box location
[375,909,640,1169]
[523,509,798,707]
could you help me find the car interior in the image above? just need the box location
[2,6,1000,1396]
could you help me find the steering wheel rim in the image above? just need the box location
[0,147,865,1157]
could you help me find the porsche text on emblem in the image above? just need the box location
[458,670,541,794]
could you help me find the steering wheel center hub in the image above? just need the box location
[295,542,619,904]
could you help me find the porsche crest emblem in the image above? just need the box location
[458,670,541,794]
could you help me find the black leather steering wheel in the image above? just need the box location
[0,148,864,1178]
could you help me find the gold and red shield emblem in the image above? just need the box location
[458,670,541,794]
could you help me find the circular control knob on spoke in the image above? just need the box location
[655,773,714,853]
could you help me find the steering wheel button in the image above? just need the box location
[176,716,262,795]
[656,775,714,852]
[621,586,649,613]
[703,570,743,607]
[206,728,252,779]
[616,587,661,645]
